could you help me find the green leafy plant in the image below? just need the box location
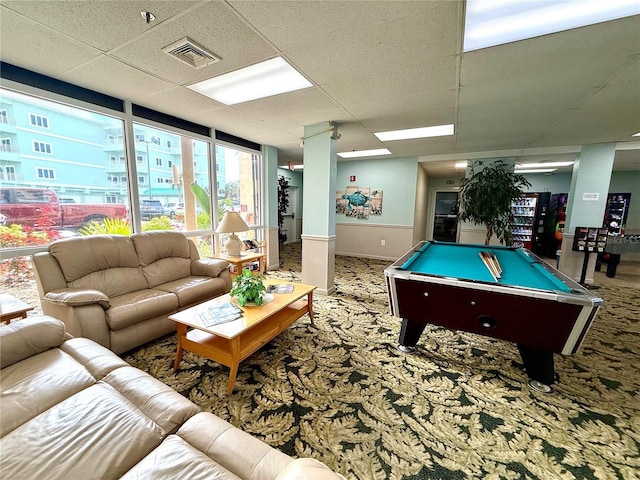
[230,269,266,306]
[277,175,291,243]
[78,217,132,235]
[142,216,173,231]
[458,159,531,245]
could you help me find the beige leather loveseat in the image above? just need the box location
[0,316,343,479]
[32,231,232,354]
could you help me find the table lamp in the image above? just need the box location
[216,211,249,256]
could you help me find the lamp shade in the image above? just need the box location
[216,211,249,234]
[216,211,250,256]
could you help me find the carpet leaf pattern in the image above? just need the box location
[124,244,640,479]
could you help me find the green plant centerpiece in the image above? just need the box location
[230,269,266,306]
[458,159,531,245]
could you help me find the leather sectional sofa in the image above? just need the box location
[32,231,232,354]
[0,316,343,479]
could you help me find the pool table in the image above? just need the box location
[385,241,603,392]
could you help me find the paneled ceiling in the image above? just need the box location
[1,1,638,176]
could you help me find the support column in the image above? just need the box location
[559,144,615,283]
[263,145,279,270]
[301,122,338,295]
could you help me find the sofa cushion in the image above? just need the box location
[60,337,129,380]
[107,289,179,331]
[0,316,65,368]
[131,231,193,288]
[104,366,200,434]
[0,348,96,437]
[175,412,293,480]
[0,382,167,480]
[156,276,230,308]
[275,458,346,480]
[50,235,148,297]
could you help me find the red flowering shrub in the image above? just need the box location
[0,224,60,285]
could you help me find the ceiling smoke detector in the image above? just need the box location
[162,37,221,69]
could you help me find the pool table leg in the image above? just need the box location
[517,344,555,393]
[397,318,427,353]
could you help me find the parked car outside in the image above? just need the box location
[163,202,184,219]
[140,199,164,220]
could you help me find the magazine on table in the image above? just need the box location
[266,283,294,294]
[199,302,243,327]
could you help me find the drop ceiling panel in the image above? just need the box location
[59,56,174,100]
[1,1,201,52]
[139,87,227,118]
[108,2,278,86]
[0,7,102,76]
[232,87,339,121]
[229,1,460,52]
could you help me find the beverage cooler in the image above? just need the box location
[510,192,551,253]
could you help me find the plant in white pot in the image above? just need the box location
[230,269,266,306]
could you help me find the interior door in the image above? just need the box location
[433,190,459,242]
[283,186,296,243]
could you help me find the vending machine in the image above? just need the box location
[603,193,631,235]
[510,192,550,252]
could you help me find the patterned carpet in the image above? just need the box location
[124,243,640,480]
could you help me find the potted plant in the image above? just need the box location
[458,159,531,245]
[277,175,291,244]
[230,268,266,306]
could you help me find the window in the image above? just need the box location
[29,113,49,128]
[166,140,172,148]
[1,138,11,152]
[119,156,125,164]
[135,134,145,142]
[138,176,145,184]
[136,155,143,163]
[109,155,117,165]
[106,194,117,203]
[0,166,16,181]
[36,167,56,179]
[107,135,116,144]
[155,157,163,167]
[168,160,173,168]
[32,141,53,154]
[0,110,8,123]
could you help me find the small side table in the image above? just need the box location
[0,293,35,324]
[211,251,266,278]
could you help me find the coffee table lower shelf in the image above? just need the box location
[174,298,313,394]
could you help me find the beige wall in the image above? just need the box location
[335,223,414,260]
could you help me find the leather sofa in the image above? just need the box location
[0,316,344,480]
[32,231,232,354]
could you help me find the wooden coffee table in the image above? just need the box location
[170,279,315,394]
[0,294,35,323]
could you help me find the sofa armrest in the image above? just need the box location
[275,458,346,480]
[191,258,229,278]
[44,288,110,309]
[0,316,66,368]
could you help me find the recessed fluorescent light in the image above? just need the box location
[516,168,557,174]
[337,148,391,159]
[515,161,574,169]
[633,132,640,137]
[464,0,640,52]
[455,162,468,169]
[374,124,454,142]
[188,57,313,105]
[292,164,304,170]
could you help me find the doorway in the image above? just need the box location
[432,190,459,242]
[282,186,297,244]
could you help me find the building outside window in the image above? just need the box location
[29,113,49,128]
[36,167,55,179]
[32,141,53,154]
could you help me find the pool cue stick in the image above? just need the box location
[481,251,501,280]
[479,252,499,282]
[490,251,502,276]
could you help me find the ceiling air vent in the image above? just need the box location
[162,37,221,69]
